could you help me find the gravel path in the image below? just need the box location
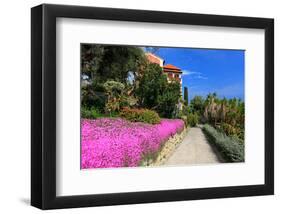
[165,127,223,166]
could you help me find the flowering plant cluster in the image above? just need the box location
[81,118,184,169]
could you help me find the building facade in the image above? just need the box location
[145,52,183,94]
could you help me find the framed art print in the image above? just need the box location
[31,4,274,209]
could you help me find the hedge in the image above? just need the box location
[202,124,244,162]
[119,107,161,124]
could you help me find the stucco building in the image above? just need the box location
[145,52,183,94]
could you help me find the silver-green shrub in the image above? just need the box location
[202,124,244,162]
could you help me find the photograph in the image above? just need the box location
[80,44,245,169]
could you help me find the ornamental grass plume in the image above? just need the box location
[81,118,184,169]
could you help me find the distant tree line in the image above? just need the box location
[181,93,244,141]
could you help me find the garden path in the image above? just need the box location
[165,127,223,165]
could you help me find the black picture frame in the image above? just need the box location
[31,4,274,210]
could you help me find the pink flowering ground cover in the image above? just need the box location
[81,118,184,169]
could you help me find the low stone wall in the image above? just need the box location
[149,128,188,166]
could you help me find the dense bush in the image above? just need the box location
[103,80,125,115]
[202,93,245,141]
[135,63,181,118]
[81,107,103,119]
[202,124,244,162]
[217,123,244,141]
[81,85,106,111]
[135,63,167,108]
[156,81,181,118]
[189,96,205,115]
[220,123,237,136]
[120,107,161,124]
[187,113,199,127]
[119,95,138,109]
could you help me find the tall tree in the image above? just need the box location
[190,96,204,115]
[81,44,146,84]
[81,44,105,81]
[156,81,181,118]
[136,63,167,108]
[136,63,181,118]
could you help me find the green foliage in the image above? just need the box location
[81,45,182,119]
[120,107,161,124]
[119,95,138,109]
[81,44,145,83]
[189,96,205,115]
[81,85,106,111]
[178,105,199,127]
[221,123,237,136]
[202,124,244,162]
[216,123,244,142]
[81,44,105,81]
[92,82,106,92]
[136,63,181,118]
[82,79,139,116]
[182,93,244,140]
[140,110,161,124]
[103,80,125,114]
[156,81,181,118]
[136,63,167,108]
[179,115,188,127]
[181,103,192,115]
[186,113,199,127]
[103,80,125,95]
[202,93,244,141]
[81,107,103,119]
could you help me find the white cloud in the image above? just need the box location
[182,70,208,80]
[182,70,200,76]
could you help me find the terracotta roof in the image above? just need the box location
[145,52,164,61]
[163,64,181,70]
[145,53,182,73]
[163,64,182,73]
[145,53,164,66]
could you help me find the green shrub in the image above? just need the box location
[103,80,125,114]
[81,85,106,111]
[81,107,103,119]
[135,63,181,118]
[120,107,161,124]
[221,123,236,136]
[180,115,188,127]
[140,109,161,124]
[202,124,244,162]
[187,113,199,127]
[215,123,244,143]
[119,95,138,109]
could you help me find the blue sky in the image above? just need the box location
[151,47,245,100]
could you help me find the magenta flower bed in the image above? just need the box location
[81,118,184,169]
